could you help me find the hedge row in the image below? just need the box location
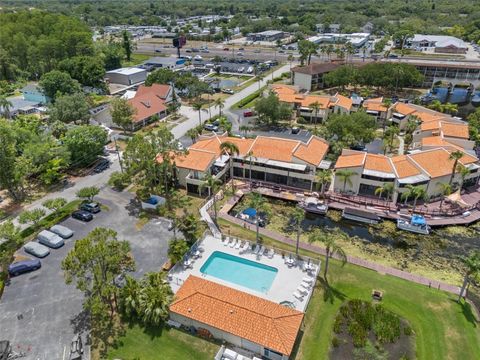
[231,89,262,109]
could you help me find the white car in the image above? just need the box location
[37,230,64,249]
[50,224,74,239]
[24,241,50,258]
[238,67,245,73]
[194,55,203,61]
[246,66,253,73]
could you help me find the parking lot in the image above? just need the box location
[0,188,172,360]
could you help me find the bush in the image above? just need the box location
[108,171,130,191]
[403,325,413,336]
[168,239,190,264]
[348,321,367,347]
[333,314,343,333]
[232,89,262,109]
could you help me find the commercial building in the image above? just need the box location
[405,34,468,54]
[105,67,147,86]
[246,30,285,42]
[307,33,370,48]
[142,57,186,70]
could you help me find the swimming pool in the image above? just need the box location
[200,251,278,293]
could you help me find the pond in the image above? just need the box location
[421,85,480,117]
[207,77,239,89]
[229,194,480,284]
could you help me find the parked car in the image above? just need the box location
[243,110,255,117]
[254,49,261,53]
[8,259,41,276]
[237,52,244,56]
[193,55,203,61]
[291,127,300,134]
[80,202,101,213]
[238,47,245,51]
[72,210,93,222]
[155,49,161,53]
[201,49,210,53]
[246,66,253,73]
[176,141,185,151]
[204,123,219,132]
[50,224,74,239]
[222,88,234,95]
[238,67,245,73]
[223,47,230,51]
[93,159,110,173]
[185,49,192,53]
[24,241,50,258]
[37,230,65,249]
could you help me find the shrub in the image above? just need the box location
[403,325,413,336]
[76,186,100,202]
[333,314,343,333]
[232,89,262,109]
[108,171,130,191]
[348,321,367,347]
[168,239,189,264]
[331,336,340,348]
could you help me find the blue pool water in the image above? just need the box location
[200,251,278,293]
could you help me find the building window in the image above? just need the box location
[264,348,283,360]
[361,174,395,182]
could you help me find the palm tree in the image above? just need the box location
[247,192,270,244]
[219,141,240,194]
[457,250,480,303]
[428,100,443,112]
[375,183,395,201]
[456,163,470,189]
[314,169,332,197]
[442,102,458,115]
[218,116,232,135]
[326,44,334,60]
[214,98,225,117]
[192,101,204,126]
[401,184,427,213]
[448,150,464,186]
[308,228,347,281]
[292,207,305,256]
[138,272,173,326]
[0,95,13,119]
[437,183,452,210]
[309,101,321,129]
[119,275,141,319]
[344,42,355,64]
[239,125,251,137]
[200,174,222,220]
[335,169,356,193]
[244,150,256,188]
[186,128,199,144]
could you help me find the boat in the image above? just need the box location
[397,214,430,235]
[299,197,328,215]
[341,207,381,224]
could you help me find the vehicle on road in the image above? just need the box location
[237,52,244,56]
[223,47,230,51]
[185,49,192,53]
[93,159,110,173]
[72,210,94,222]
[243,110,255,117]
[80,202,101,213]
[254,49,261,53]
[50,224,74,239]
[238,47,245,51]
[201,49,210,53]
[8,259,41,276]
[38,230,65,249]
[194,55,203,61]
[222,88,234,95]
[155,49,161,53]
[24,241,50,258]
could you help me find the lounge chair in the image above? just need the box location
[183,259,193,268]
[241,241,250,252]
[258,245,265,255]
[228,238,235,247]
[223,236,230,246]
[297,286,308,295]
[230,239,237,248]
[302,276,314,284]
[301,280,312,289]
[299,283,310,293]
[293,291,304,301]
[267,249,275,258]
[235,240,242,249]
[253,244,260,254]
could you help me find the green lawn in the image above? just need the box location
[107,325,218,360]
[218,218,480,360]
[123,53,153,67]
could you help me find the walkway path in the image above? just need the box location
[218,212,461,295]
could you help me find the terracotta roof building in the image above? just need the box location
[170,276,304,358]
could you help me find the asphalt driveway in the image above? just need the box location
[0,188,172,360]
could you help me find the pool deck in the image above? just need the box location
[168,235,320,312]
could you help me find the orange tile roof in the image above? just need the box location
[293,136,329,166]
[364,153,394,174]
[440,122,469,139]
[393,102,417,116]
[408,148,477,178]
[414,111,446,123]
[334,94,353,111]
[249,136,301,162]
[190,136,255,157]
[391,155,423,178]
[135,83,171,99]
[170,276,303,356]
[364,101,387,112]
[420,119,441,132]
[163,149,216,172]
[335,151,366,168]
[271,84,298,95]
[272,86,332,109]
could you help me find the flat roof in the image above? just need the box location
[106,67,146,76]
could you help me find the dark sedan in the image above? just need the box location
[8,259,41,276]
[72,210,93,222]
